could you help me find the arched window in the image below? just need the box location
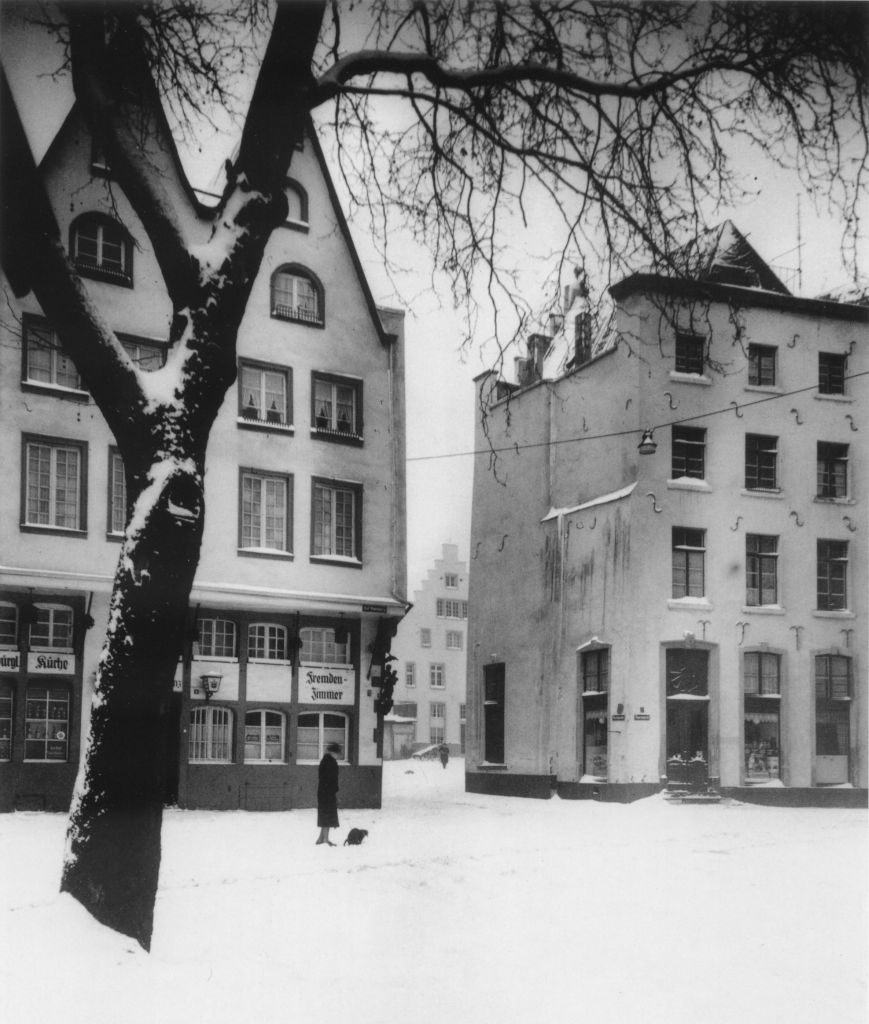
[0,603,17,648]
[189,705,233,762]
[70,213,133,285]
[244,709,286,762]
[296,711,348,763]
[285,180,309,228]
[271,266,323,326]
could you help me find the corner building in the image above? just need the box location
[0,107,407,812]
[466,223,867,805]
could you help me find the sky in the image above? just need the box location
[2,759,867,1023]
[1,3,863,591]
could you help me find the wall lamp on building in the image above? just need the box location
[200,673,223,701]
[638,428,657,455]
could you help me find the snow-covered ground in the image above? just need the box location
[1,759,866,1024]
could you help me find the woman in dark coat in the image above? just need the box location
[316,742,342,845]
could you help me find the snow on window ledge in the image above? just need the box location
[667,478,712,492]
[741,605,786,615]
[667,597,713,611]
[669,371,712,386]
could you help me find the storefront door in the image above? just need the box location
[665,647,709,763]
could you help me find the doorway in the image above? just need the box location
[665,648,709,762]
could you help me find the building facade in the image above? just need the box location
[0,108,407,813]
[466,223,867,804]
[385,544,469,758]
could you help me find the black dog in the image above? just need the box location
[344,828,368,846]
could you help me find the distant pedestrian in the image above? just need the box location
[316,742,342,846]
[438,743,449,769]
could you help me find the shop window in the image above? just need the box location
[817,442,848,499]
[0,603,17,648]
[745,434,778,491]
[817,540,848,610]
[23,317,83,392]
[748,344,777,386]
[674,332,705,375]
[240,470,292,554]
[312,373,362,441]
[405,662,416,687]
[300,627,349,665]
[247,623,288,662]
[30,605,73,651]
[70,213,133,286]
[25,686,69,762]
[0,684,12,761]
[271,266,323,326]
[189,705,233,762]
[430,663,445,688]
[818,352,846,395]
[23,435,87,533]
[244,709,286,763]
[296,711,348,762]
[672,527,705,598]
[311,479,361,562]
[746,534,778,606]
[239,361,292,428]
[743,650,782,784]
[197,618,237,659]
[671,426,706,480]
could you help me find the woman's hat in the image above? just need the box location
[326,742,343,754]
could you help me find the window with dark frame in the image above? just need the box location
[244,709,286,763]
[0,684,12,761]
[817,539,848,610]
[815,655,851,757]
[671,425,706,480]
[29,605,73,650]
[746,534,778,606]
[0,603,19,648]
[818,352,846,395]
[815,654,851,700]
[247,623,288,661]
[312,373,362,440]
[108,448,126,536]
[240,470,291,553]
[197,618,237,659]
[25,686,70,762]
[744,651,781,695]
[71,214,132,285]
[270,266,323,325]
[745,434,778,490]
[189,705,233,762]
[23,317,82,391]
[748,344,777,386]
[817,442,849,499]
[311,479,360,560]
[581,648,609,693]
[120,337,164,371]
[296,712,348,762]
[674,333,705,375]
[239,361,292,427]
[672,527,705,598]
[23,436,87,533]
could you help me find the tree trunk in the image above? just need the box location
[61,452,205,950]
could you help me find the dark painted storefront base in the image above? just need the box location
[721,786,868,809]
[465,770,555,799]
[1,764,77,813]
[557,781,663,803]
[181,764,383,812]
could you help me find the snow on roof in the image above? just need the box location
[542,481,637,522]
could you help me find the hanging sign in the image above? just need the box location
[27,652,76,675]
[300,664,356,705]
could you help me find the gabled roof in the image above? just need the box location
[672,220,789,293]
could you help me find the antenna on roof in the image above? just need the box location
[797,196,803,294]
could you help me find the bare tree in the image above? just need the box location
[1,0,865,950]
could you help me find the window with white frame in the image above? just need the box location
[817,442,849,499]
[817,540,848,610]
[405,662,416,687]
[108,448,126,536]
[430,702,445,719]
[271,266,323,325]
[0,603,18,648]
[240,470,291,553]
[23,436,86,532]
[430,663,445,688]
[746,535,778,606]
[300,627,349,665]
[23,317,82,391]
[0,684,11,761]
[71,213,132,284]
[239,361,291,427]
[311,479,360,561]
[436,599,468,619]
[312,374,362,439]
[189,705,233,762]
[672,528,705,598]
[420,629,431,648]
[446,630,463,650]
[745,434,778,491]
[248,623,288,662]
[285,180,309,227]
[244,709,286,762]
[30,605,73,651]
[120,337,164,371]
[197,618,237,659]
[444,573,458,589]
[25,686,69,762]
[296,711,348,762]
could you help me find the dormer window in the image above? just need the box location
[285,180,309,230]
[271,266,323,326]
[71,214,132,286]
